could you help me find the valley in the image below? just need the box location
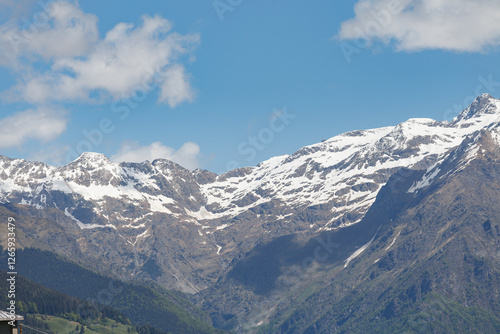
[1,94,500,333]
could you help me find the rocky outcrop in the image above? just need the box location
[1,94,499,295]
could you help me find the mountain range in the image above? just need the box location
[1,94,500,333]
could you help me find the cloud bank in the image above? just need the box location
[0,1,199,151]
[339,0,500,52]
[0,107,67,148]
[111,141,201,170]
[1,1,199,106]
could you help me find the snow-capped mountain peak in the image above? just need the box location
[453,94,500,123]
[2,94,500,292]
[2,95,500,232]
[69,152,114,169]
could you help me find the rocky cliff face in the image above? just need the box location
[1,94,499,295]
[200,121,500,332]
[249,121,500,333]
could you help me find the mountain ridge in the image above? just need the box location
[221,122,500,332]
[1,94,500,295]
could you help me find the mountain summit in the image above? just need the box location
[453,93,500,123]
[1,94,500,295]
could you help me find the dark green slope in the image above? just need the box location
[0,269,186,334]
[0,269,128,323]
[0,270,156,334]
[257,130,500,333]
[0,246,225,334]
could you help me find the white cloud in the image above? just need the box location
[339,0,500,52]
[30,144,72,166]
[110,141,201,170]
[1,1,199,106]
[0,1,97,66]
[159,64,195,107]
[0,0,37,23]
[24,1,99,59]
[0,107,67,148]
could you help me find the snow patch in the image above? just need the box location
[216,224,230,231]
[385,231,401,251]
[64,208,116,230]
[408,168,441,193]
[344,228,379,268]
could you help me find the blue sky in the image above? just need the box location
[1,0,500,173]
